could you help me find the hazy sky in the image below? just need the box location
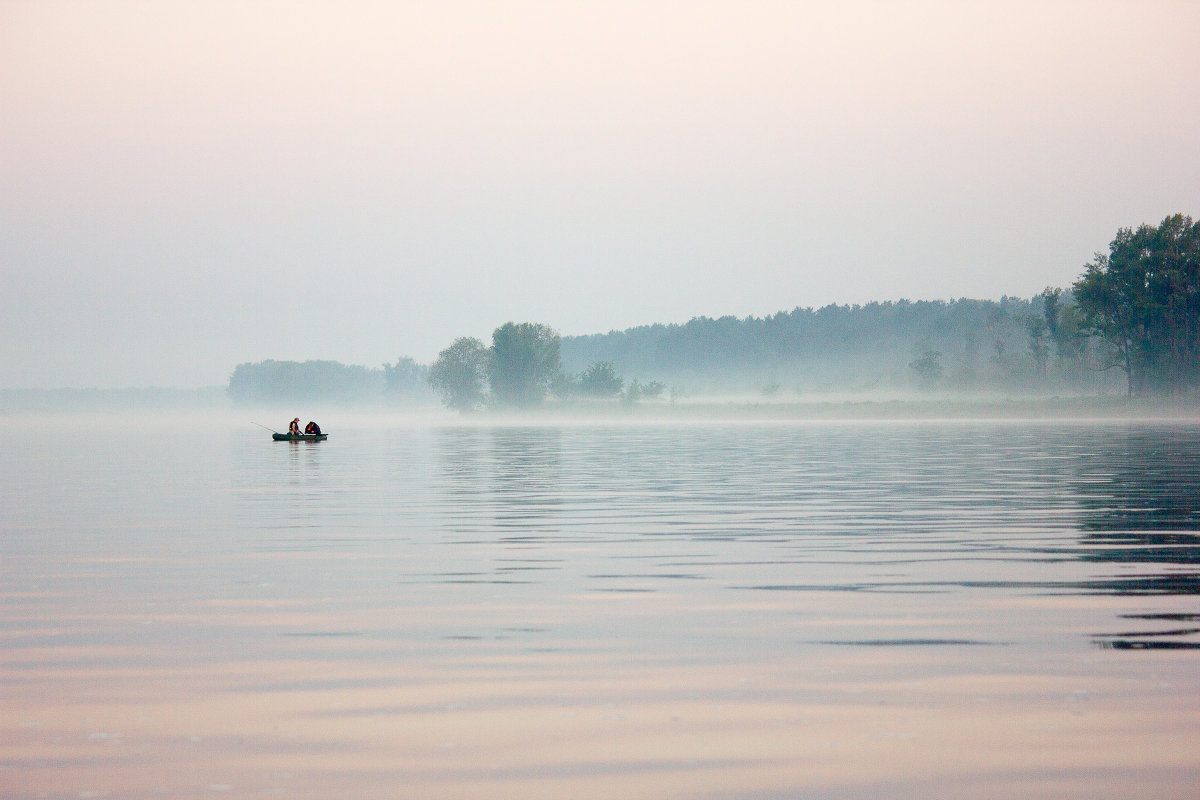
[2,0,1198,388]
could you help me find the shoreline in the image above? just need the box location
[3,390,1197,423]
[616,395,1200,421]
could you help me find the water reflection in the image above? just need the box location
[1075,426,1200,532]
[433,426,488,501]
[429,422,1200,611]
[433,426,564,517]
[284,435,325,475]
[1093,612,1200,650]
[487,426,564,533]
[1057,425,1200,647]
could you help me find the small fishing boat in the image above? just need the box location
[272,432,328,441]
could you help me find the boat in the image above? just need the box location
[272,432,328,441]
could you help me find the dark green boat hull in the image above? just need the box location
[273,433,327,441]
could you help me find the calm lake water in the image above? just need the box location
[2,411,1199,799]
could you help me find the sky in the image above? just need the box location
[2,0,1198,389]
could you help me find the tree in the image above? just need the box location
[1042,287,1062,346]
[488,322,562,408]
[909,350,943,389]
[623,379,643,404]
[1073,233,1151,395]
[577,361,623,398]
[641,381,666,399]
[1025,315,1050,376]
[1073,214,1200,395]
[1040,287,1091,381]
[428,337,489,411]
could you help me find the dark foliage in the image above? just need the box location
[1073,214,1200,396]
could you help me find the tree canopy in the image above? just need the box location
[576,361,624,398]
[1073,214,1200,395]
[428,337,489,411]
[488,322,562,408]
[426,323,564,410]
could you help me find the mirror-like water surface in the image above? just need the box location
[2,414,1198,798]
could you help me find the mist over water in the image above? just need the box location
[2,412,1198,798]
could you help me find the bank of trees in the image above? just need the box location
[1070,214,1200,396]
[429,323,564,411]
[227,358,431,405]
[428,323,663,411]
[561,296,1083,395]
[230,214,1196,406]
[558,213,1198,399]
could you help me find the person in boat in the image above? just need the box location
[288,417,301,435]
[304,421,321,435]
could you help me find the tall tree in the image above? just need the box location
[1025,315,1050,376]
[1042,287,1062,348]
[1074,214,1200,395]
[428,337,489,411]
[1154,214,1200,392]
[488,322,562,407]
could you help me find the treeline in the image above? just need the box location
[561,296,1087,395]
[426,299,1096,410]
[228,214,1197,407]
[562,214,1198,398]
[227,357,432,405]
[426,322,659,411]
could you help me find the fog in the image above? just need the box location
[6,391,1197,431]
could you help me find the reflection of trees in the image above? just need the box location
[1074,428,1200,536]
[1069,428,1200,650]
[1072,427,1200,596]
[487,427,564,530]
[433,427,489,502]
[430,427,566,588]
[433,426,564,534]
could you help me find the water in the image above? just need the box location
[2,412,1199,799]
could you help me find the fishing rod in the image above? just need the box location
[251,422,281,434]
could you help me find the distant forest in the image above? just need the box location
[227,214,1198,406]
[560,295,1110,395]
[227,357,433,405]
[226,294,1113,405]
